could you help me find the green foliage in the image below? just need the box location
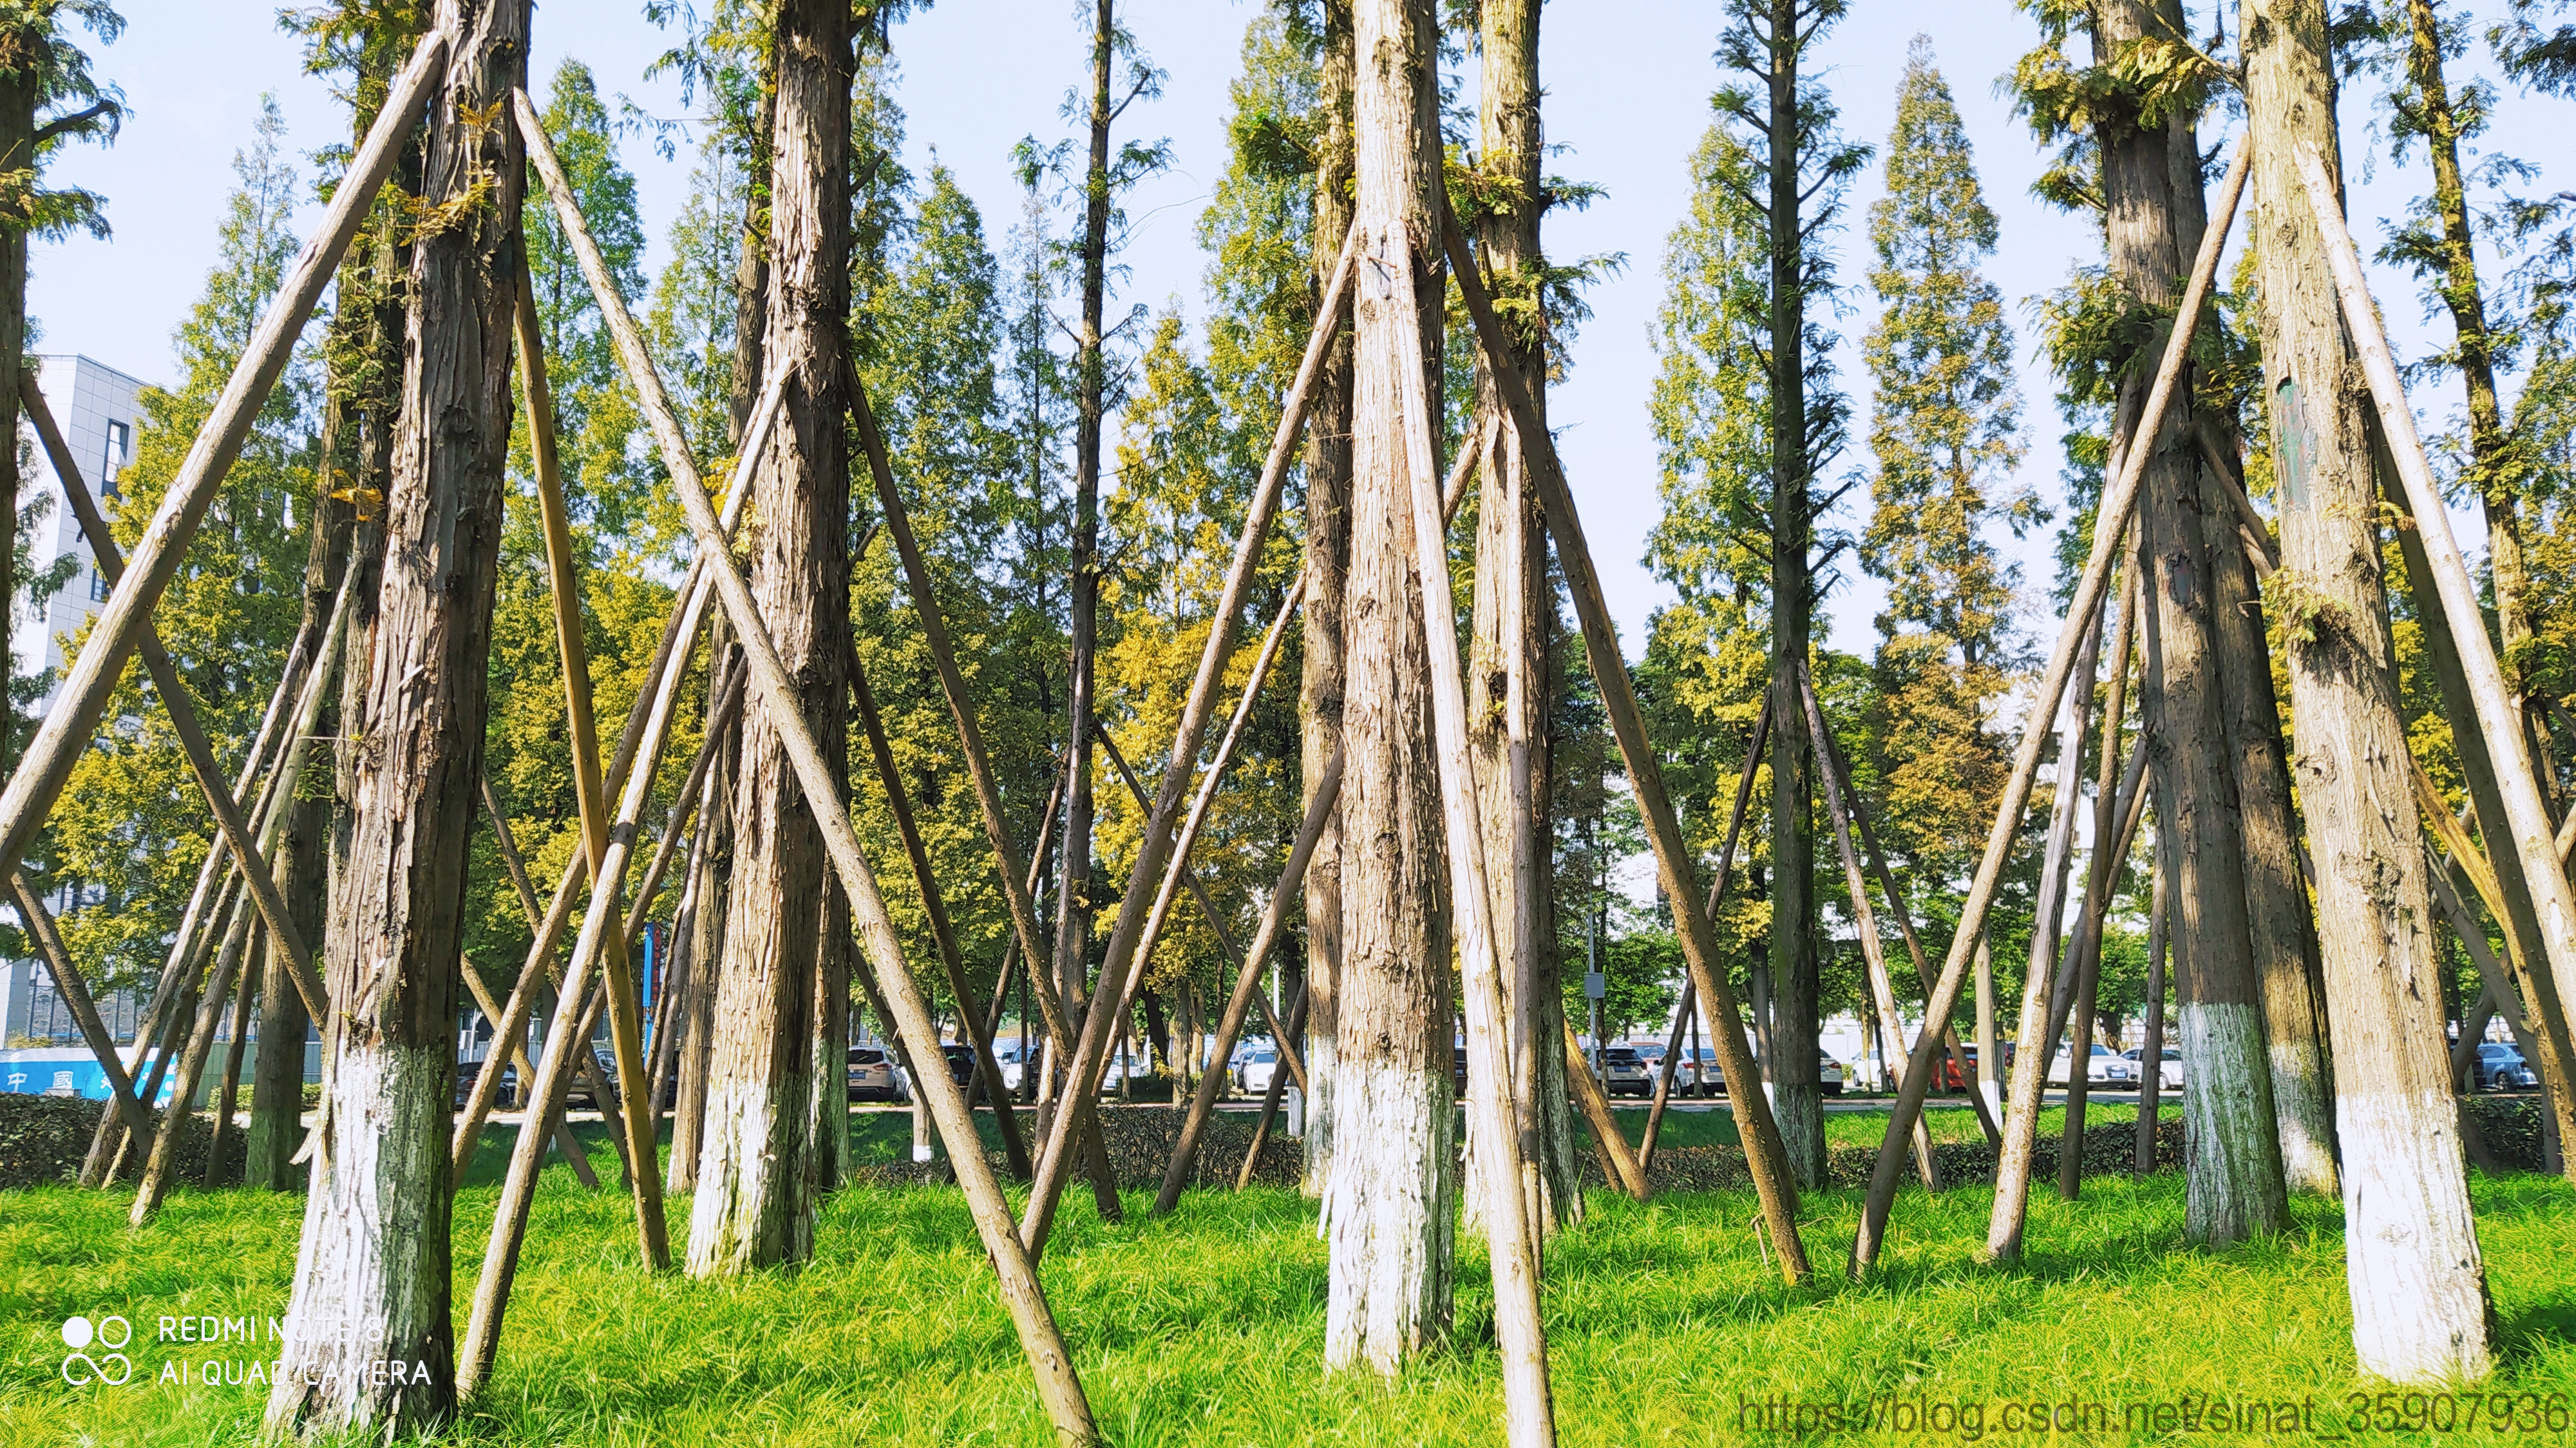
[0,0,124,243]
[1858,39,2035,908]
[48,98,312,986]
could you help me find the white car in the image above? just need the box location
[2121,1046,2183,1091]
[1234,1049,1282,1095]
[1818,1052,1845,1098]
[2048,1042,2126,1086]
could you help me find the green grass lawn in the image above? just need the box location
[5,1116,2571,1445]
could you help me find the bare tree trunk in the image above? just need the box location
[687,0,851,1276]
[1757,0,1823,1191]
[2104,0,2287,1246]
[1466,0,1575,1236]
[1325,0,1454,1375]
[1302,0,1356,1204]
[266,3,526,1431]
[2170,106,2338,1198]
[2240,0,2492,1382]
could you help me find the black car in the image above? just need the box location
[453,1058,516,1111]
[941,1043,979,1089]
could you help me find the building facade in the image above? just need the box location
[15,354,143,712]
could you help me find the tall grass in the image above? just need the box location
[3,1132,2569,1445]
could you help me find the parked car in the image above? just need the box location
[938,1043,979,1091]
[994,1040,1034,1094]
[1600,1046,1653,1098]
[2121,1046,2183,1091]
[1235,1049,1282,1095]
[1454,1045,1470,1096]
[2475,1043,2540,1092]
[848,1045,907,1103]
[1669,1047,1722,1097]
[2047,1042,2124,1086]
[1819,1051,1845,1098]
[453,1058,516,1111]
[1934,1043,2003,1092]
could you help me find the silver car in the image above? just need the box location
[847,1046,907,1103]
[1600,1047,1653,1098]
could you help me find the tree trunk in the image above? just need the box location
[2169,106,2338,1198]
[1466,0,1577,1236]
[265,2,527,1431]
[2103,0,2287,1246]
[1302,0,1356,1204]
[685,0,852,1277]
[668,642,735,1196]
[1760,0,1823,1191]
[2400,0,2533,714]
[2136,865,2169,1172]
[2240,0,2493,1382]
[1325,0,1453,1377]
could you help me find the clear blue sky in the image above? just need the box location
[29,1,2566,663]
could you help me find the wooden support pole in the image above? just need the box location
[2136,869,2168,1172]
[1640,697,1769,1170]
[1384,242,1555,1443]
[1236,982,1309,1191]
[447,377,781,1176]
[2060,569,2141,1201]
[205,957,257,1185]
[1798,665,1939,1190]
[1561,1013,1649,1201]
[1019,225,1365,1259]
[515,252,667,1266]
[852,649,1032,1180]
[459,955,599,1190]
[464,781,638,1185]
[131,889,260,1223]
[508,89,1095,1440]
[1444,201,1804,1279]
[0,28,448,898]
[89,870,244,1186]
[1808,707,2002,1148]
[11,873,153,1139]
[1150,743,1342,1214]
[1851,140,2253,1274]
[23,378,328,1025]
[2299,146,2576,1137]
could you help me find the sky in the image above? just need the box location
[25,1,2572,667]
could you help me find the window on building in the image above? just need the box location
[101,419,130,497]
[89,567,110,604]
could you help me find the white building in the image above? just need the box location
[15,354,142,712]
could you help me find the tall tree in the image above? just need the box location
[1045,0,1169,1105]
[0,0,118,778]
[1301,0,1354,1202]
[1326,0,1450,1376]
[686,0,853,1275]
[1713,0,1868,1188]
[1463,0,1581,1234]
[1860,37,2031,895]
[2240,0,2492,1380]
[266,0,529,1431]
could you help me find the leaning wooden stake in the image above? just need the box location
[0,28,448,895]
[1444,202,1808,1281]
[1560,1013,1649,1201]
[2299,146,2576,1127]
[1235,984,1311,1190]
[1019,224,1365,1258]
[10,874,153,1139]
[1849,139,2251,1275]
[1640,698,1769,1170]
[1808,709,2000,1148]
[23,377,329,1024]
[459,957,599,1188]
[515,256,668,1264]
[2135,868,2168,1173]
[508,88,1094,1438]
[1385,232,1555,1448]
[1151,744,1343,1214]
[853,649,1032,1180]
[1798,665,1938,1190]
